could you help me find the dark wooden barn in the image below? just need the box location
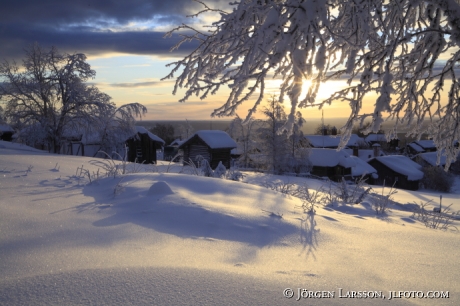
[126,126,165,164]
[367,155,423,191]
[308,148,355,181]
[178,130,237,169]
[0,122,14,142]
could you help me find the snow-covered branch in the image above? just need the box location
[164,0,460,166]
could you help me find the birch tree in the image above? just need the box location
[0,44,146,153]
[227,115,260,168]
[163,0,460,168]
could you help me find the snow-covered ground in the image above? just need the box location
[1,140,459,305]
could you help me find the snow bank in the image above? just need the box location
[1,146,460,305]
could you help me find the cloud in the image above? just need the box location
[0,0,232,62]
[109,81,160,88]
[0,23,200,61]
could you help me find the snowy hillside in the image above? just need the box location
[1,141,459,305]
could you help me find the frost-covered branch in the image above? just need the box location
[164,0,460,167]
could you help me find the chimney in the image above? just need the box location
[322,126,328,136]
[373,143,381,157]
[331,126,337,136]
[353,147,359,157]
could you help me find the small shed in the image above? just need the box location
[407,140,437,154]
[308,148,356,181]
[178,130,237,169]
[367,155,423,190]
[126,126,165,164]
[0,122,14,141]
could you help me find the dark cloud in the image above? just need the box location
[0,22,199,60]
[0,0,204,26]
[0,0,231,61]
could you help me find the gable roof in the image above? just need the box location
[170,138,183,146]
[413,140,436,150]
[305,134,363,148]
[349,155,377,177]
[0,123,14,133]
[415,151,448,167]
[309,148,356,168]
[408,142,425,153]
[369,155,423,181]
[179,130,237,149]
[134,126,165,144]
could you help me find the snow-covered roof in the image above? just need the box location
[413,140,436,149]
[180,130,237,149]
[365,134,387,142]
[170,138,183,146]
[305,134,363,148]
[309,148,356,168]
[371,155,423,181]
[349,156,377,177]
[344,149,385,161]
[0,123,14,133]
[230,142,245,155]
[135,126,165,144]
[415,151,448,167]
[408,142,425,153]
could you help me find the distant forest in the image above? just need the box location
[137,118,432,140]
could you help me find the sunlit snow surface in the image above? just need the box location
[1,140,459,305]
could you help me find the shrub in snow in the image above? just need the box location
[213,161,227,178]
[297,183,324,215]
[449,158,460,175]
[336,177,373,205]
[372,181,397,215]
[225,168,245,181]
[321,180,339,207]
[421,166,454,192]
[263,180,297,196]
[413,200,459,231]
[113,178,125,196]
[195,155,213,177]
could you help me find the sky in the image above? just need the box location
[0,0,355,122]
[0,0,451,123]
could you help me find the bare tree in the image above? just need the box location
[0,44,138,152]
[163,0,460,168]
[313,124,334,136]
[94,102,147,156]
[177,119,195,140]
[150,123,175,145]
[227,115,261,168]
[257,96,289,173]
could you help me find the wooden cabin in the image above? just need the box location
[308,148,355,181]
[406,140,437,155]
[178,130,237,169]
[0,122,14,141]
[126,126,164,164]
[367,155,423,190]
